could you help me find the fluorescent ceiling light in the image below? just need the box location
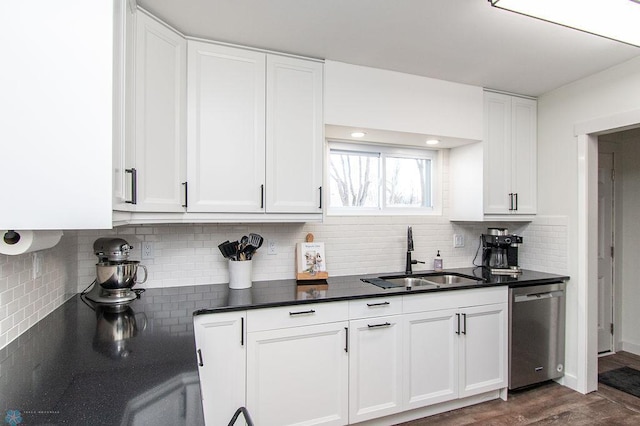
[425,139,440,145]
[489,0,640,47]
[350,131,366,138]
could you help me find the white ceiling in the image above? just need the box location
[137,0,640,97]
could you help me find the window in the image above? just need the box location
[328,142,440,214]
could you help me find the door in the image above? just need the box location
[483,92,512,214]
[598,152,615,353]
[402,309,458,410]
[193,312,246,426]
[510,97,537,214]
[247,322,349,426]
[349,316,403,423]
[187,41,266,212]
[129,12,187,212]
[265,55,323,213]
[459,303,508,398]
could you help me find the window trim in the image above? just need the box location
[326,140,442,216]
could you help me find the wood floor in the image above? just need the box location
[395,351,640,425]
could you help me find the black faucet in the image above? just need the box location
[405,226,425,274]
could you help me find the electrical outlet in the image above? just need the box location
[453,234,465,248]
[32,252,43,279]
[142,241,154,260]
[267,240,277,255]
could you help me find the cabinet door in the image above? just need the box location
[511,97,537,214]
[193,312,246,426]
[0,1,113,229]
[349,316,403,423]
[187,41,266,212]
[127,12,186,212]
[247,322,349,426]
[483,92,512,214]
[265,55,323,213]
[402,309,458,410]
[458,303,508,398]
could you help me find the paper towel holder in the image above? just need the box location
[3,230,20,245]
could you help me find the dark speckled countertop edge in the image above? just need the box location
[193,268,570,316]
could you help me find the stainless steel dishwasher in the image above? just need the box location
[509,282,566,390]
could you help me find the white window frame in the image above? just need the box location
[326,140,442,216]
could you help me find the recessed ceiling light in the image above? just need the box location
[351,131,366,138]
[426,139,440,145]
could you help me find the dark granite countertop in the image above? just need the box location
[0,268,567,425]
[194,267,570,315]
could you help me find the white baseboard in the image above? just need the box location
[557,372,579,392]
[620,341,640,356]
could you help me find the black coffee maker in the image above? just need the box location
[481,228,523,274]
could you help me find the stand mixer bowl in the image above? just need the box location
[96,261,148,290]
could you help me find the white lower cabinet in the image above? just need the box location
[194,288,508,426]
[193,311,246,426]
[403,309,458,409]
[402,302,508,412]
[247,322,349,425]
[348,315,403,423]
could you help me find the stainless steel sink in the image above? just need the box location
[364,272,484,289]
[380,277,438,287]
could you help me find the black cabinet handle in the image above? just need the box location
[461,313,467,335]
[241,317,245,346]
[319,186,322,209]
[344,327,349,353]
[367,322,391,328]
[289,309,316,316]
[260,184,264,209]
[197,349,204,367]
[182,182,188,208]
[456,313,460,335]
[125,168,137,205]
[508,193,513,211]
[367,301,390,307]
[514,193,518,211]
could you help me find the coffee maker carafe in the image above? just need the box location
[481,228,523,274]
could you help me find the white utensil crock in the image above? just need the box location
[228,260,252,289]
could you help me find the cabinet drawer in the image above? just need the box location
[349,296,402,319]
[247,301,349,332]
[403,287,507,314]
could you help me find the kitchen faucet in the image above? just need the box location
[405,226,425,274]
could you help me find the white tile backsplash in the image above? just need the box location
[0,215,568,350]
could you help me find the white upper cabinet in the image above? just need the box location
[0,0,114,229]
[265,55,323,213]
[186,41,266,213]
[483,92,537,215]
[186,41,323,216]
[115,11,187,212]
[449,91,537,221]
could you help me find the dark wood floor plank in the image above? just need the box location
[396,351,640,426]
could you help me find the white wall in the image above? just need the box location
[618,130,640,353]
[537,55,640,391]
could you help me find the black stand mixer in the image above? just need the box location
[84,238,147,306]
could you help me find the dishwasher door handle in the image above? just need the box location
[514,290,564,303]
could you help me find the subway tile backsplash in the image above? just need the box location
[0,215,568,349]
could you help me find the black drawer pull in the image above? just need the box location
[197,349,204,367]
[289,309,316,316]
[367,301,390,307]
[367,322,391,328]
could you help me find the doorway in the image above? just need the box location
[576,110,640,394]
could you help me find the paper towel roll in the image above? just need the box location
[0,230,63,255]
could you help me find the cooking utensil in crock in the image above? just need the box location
[248,233,263,249]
